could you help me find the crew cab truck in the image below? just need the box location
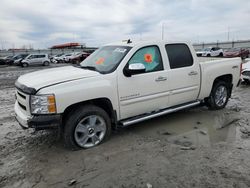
[14,41,241,149]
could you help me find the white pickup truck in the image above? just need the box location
[14,41,241,149]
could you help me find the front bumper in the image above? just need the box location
[15,102,61,130]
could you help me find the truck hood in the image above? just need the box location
[16,66,100,91]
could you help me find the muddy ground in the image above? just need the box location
[0,64,250,188]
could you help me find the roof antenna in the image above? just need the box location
[127,39,132,44]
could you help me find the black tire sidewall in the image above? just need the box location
[208,81,229,110]
[63,105,111,150]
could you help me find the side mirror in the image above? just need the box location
[124,63,146,77]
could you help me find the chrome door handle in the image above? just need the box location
[188,71,198,76]
[155,76,167,82]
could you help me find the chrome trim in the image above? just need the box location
[121,101,200,126]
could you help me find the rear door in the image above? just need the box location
[36,55,44,64]
[165,43,200,107]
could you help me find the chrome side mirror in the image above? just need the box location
[124,63,146,77]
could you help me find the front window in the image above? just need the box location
[127,46,163,73]
[80,46,131,73]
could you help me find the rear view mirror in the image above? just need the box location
[124,63,146,77]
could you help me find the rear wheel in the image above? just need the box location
[205,81,230,110]
[219,52,223,57]
[207,54,211,57]
[22,63,28,67]
[63,105,111,150]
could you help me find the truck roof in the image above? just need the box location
[105,40,191,48]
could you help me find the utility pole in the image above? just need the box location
[161,22,164,40]
[227,27,230,41]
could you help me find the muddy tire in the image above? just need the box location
[63,105,111,150]
[205,81,230,110]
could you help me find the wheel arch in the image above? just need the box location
[62,98,117,129]
[210,74,233,97]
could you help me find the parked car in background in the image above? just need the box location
[0,55,13,65]
[196,47,224,57]
[63,53,75,63]
[13,54,29,66]
[241,58,250,84]
[69,52,91,64]
[224,48,249,59]
[21,54,50,67]
[51,53,65,63]
[5,54,29,65]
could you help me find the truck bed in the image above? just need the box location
[198,57,241,100]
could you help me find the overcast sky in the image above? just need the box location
[0,0,250,49]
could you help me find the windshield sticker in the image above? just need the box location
[144,54,153,63]
[114,48,127,53]
[95,57,105,65]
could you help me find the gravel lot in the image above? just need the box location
[0,64,250,188]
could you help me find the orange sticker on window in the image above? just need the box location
[144,54,152,63]
[95,57,105,65]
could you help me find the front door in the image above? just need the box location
[118,45,170,120]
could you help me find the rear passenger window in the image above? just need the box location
[165,44,193,69]
[128,46,163,73]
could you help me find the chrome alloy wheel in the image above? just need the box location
[74,115,106,148]
[214,85,228,107]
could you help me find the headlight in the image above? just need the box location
[30,94,56,114]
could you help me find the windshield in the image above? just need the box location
[80,45,132,73]
[226,48,240,52]
[203,48,211,51]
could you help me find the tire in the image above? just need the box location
[205,81,230,110]
[243,79,250,84]
[43,61,50,66]
[63,105,111,150]
[219,53,223,57]
[22,63,28,67]
[207,54,211,57]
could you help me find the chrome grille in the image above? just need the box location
[15,89,30,115]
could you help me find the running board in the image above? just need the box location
[120,101,200,127]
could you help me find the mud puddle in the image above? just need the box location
[126,107,240,148]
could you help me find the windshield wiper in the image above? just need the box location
[80,66,98,71]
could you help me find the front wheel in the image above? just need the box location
[243,79,250,84]
[205,81,230,110]
[63,105,111,150]
[43,61,50,66]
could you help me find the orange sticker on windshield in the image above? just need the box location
[144,54,152,63]
[95,57,105,64]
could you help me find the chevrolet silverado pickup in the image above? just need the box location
[14,41,242,149]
